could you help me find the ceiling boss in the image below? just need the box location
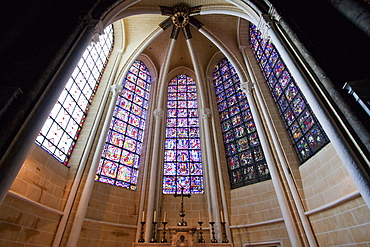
[159,4,203,39]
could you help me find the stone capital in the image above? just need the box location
[240,81,253,95]
[154,108,164,119]
[200,108,211,119]
[110,84,123,96]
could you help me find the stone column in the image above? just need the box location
[241,81,303,247]
[66,83,123,247]
[200,108,222,242]
[263,16,370,208]
[144,109,164,242]
[241,46,318,246]
[0,20,100,204]
[330,0,370,37]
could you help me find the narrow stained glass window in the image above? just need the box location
[163,75,204,194]
[36,25,114,165]
[249,23,329,163]
[214,58,271,189]
[96,61,151,190]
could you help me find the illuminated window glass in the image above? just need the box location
[163,75,204,194]
[249,23,329,163]
[96,61,151,190]
[214,58,271,189]
[36,25,114,165]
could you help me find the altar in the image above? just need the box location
[134,189,232,247]
[133,225,233,247]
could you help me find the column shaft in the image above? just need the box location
[0,22,96,204]
[268,22,370,208]
[242,83,303,247]
[66,84,123,247]
[241,46,317,246]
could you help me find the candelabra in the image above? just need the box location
[150,221,158,243]
[221,221,229,243]
[161,221,168,243]
[209,221,218,243]
[198,221,205,243]
[174,187,191,226]
[138,221,145,243]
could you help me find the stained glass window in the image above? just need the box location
[36,25,114,165]
[249,23,329,163]
[163,75,204,194]
[95,61,151,190]
[214,58,271,189]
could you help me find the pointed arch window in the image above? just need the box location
[96,61,151,190]
[249,23,329,163]
[213,58,271,189]
[162,75,204,194]
[36,25,114,165]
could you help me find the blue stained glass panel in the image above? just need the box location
[163,75,204,194]
[214,58,270,189]
[250,23,329,163]
[96,60,152,190]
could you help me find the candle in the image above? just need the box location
[153,211,157,222]
[163,211,167,222]
[209,212,214,222]
[198,212,202,222]
[220,211,224,222]
[141,211,145,222]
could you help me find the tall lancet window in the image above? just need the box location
[96,61,151,190]
[249,23,329,163]
[163,75,204,194]
[214,58,271,189]
[36,25,114,165]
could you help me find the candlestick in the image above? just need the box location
[198,221,205,243]
[221,221,229,243]
[209,221,218,243]
[150,221,158,243]
[161,221,168,243]
[138,221,146,243]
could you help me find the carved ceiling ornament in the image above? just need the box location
[159,4,202,40]
[171,5,190,28]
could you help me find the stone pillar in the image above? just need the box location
[144,37,176,241]
[145,108,164,242]
[330,0,370,37]
[263,16,370,208]
[0,20,101,204]
[200,108,222,242]
[241,81,303,247]
[241,45,318,246]
[66,83,123,247]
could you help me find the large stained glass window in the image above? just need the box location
[249,23,329,163]
[214,58,270,189]
[163,75,204,194]
[36,25,114,165]
[96,61,151,190]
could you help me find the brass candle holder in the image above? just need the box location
[209,221,218,243]
[198,221,205,243]
[221,221,229,243]
[161,221,168,243]
[138,221,146,243]
[150,221,158,243]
